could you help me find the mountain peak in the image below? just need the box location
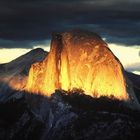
[25,29,139,108]
[29,48,46,54]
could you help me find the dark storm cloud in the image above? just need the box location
[0,39,50,48]
[0,0,140,48]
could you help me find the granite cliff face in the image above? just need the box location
[26,30,136,103]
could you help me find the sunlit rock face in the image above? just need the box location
[26,30,131,100]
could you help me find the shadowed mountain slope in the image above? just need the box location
[0,48,48,90]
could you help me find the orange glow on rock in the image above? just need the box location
[0,75,27,91]
[26,30,129,100]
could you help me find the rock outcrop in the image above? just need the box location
[0,89,140,140]
[26,30,139,107]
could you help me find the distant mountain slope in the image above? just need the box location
[0,48,48,90]
[0,48,47,76]
[126,71,140,89]
[126,71,140,102]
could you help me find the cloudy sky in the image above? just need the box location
[0,0,140,73]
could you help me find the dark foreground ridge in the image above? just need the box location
[0,83,140,140]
